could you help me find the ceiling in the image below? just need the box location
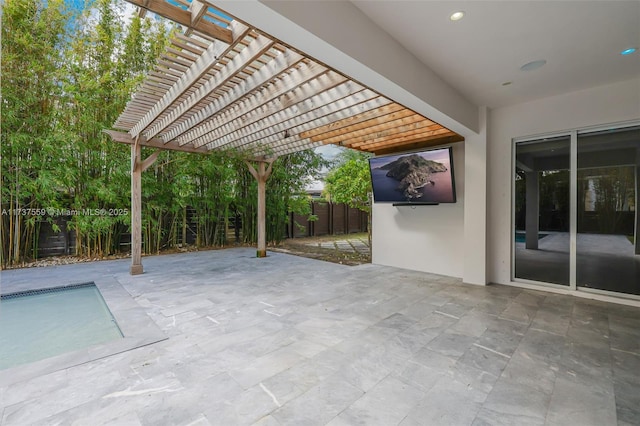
[352,1,640,108]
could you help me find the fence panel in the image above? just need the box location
[291,212,310,237]
[332,203,346,235]
[312,202,330,236]
[347,206,363,233]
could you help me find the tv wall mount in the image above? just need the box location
[392,202,440,206]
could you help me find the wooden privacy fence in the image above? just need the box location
[289,202,368,238]
[34,201,368,258]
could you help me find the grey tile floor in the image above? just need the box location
[1,248,639,425]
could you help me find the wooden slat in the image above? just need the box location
[147,33,274,142]
[340,120,442,148]
[299,103,405,140]
[213,87,383,152]
[200,85,374,152]
[161,49,305,144]
[170,39,204,56]
[165,46,198,62]
[130,21,251,138]
[126,0,232,43]
[318,113,425,146]
[309,109,417,142]
[175,33,209,49]
[181,62,331,148]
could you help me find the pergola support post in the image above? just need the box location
[131,142,143,275]
[246,158,275,258]
[130,143,160,275]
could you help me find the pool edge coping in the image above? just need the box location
[0,275,167,386]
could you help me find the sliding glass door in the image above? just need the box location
[577,127,640,295]
[514,136,570,285]
[513,124,640,297]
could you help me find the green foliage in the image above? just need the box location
[264,150,328,242]
[323,149,372,212]
[1,0,72,264]
[1,0,328,267]
[588,167,634,234]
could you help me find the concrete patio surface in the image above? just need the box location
[1,248,639,425]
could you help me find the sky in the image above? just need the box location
[64,0,141,26]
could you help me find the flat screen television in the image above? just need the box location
[368,146,456,204]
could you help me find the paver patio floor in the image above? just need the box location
[1,248,639,425]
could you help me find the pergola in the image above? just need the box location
[108,0,463,275]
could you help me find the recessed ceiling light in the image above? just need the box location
[621,47,637,55]
[520,60,547,71]
[450,11,465,21]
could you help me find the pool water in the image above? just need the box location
[515,232,549,243]
[0,283,123,370]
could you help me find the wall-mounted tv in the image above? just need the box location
[368,146,456,204]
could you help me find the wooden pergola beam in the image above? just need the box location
[126,0,232,43]
[356,129,455,150]
[372,135,465,156]
[360,131,462,152]
[104,130,207,154]
[189,0,208,26]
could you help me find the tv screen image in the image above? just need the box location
[368,147,456,204]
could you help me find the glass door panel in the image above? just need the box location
[577,127,640,295]
[514,136,571,285]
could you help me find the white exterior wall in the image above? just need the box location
[463,107,488,285]
[371,143,465,278]
[487,77,640,285]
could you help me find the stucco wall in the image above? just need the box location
[487,77,640,284]
[371,143,466,278]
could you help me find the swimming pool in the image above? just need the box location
[0,283,123,370]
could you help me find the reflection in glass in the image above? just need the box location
[514,137,570,285]
[577,127,640,295]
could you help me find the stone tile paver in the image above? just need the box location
[1,248,639,425]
